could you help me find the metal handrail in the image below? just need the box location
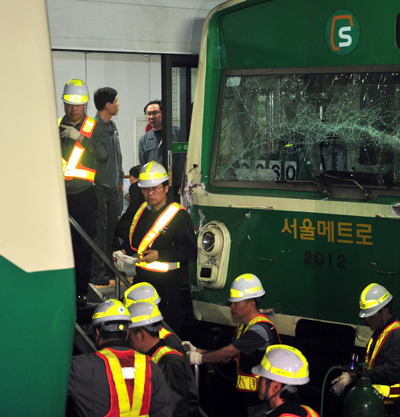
[69,215,131,299]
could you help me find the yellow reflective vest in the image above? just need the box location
[365,320,400,399]
[58,116,97,182]
[150,345,183,365]
[96,348,151,416]
[234,314,281,393]
[129,202,184,273]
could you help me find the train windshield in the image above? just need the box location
[213,70,400,191]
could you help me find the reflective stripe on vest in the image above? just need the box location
[58,116,96,182]
[151,345,183,365]
[280,405,320,417]
[129,202,184,273]
[234,315,281,392]
[159,327,173,340]
[366,321,400,399]
[97,348,150,417]
[58,115,97,138]
[63,141,96,182]
[79,115,97,138]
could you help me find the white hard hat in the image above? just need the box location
[138,161,168,188]
[228,273,265,302]
[128,301,163,328]
[252,344,310,385]
[61,79,89,105]
[359,283,393,318]
[123,282,161,307]
[91,299,131,331]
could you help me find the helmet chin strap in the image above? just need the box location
[263,380,298,415]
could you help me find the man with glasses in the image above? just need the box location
[126,161,197,336]
[138,100,185,202]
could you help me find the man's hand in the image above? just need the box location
[118,185,124,193]
[187,351,203,365]
[113,249,126,261]
[182,341,197,352]
[137,250,159,264]
[330,372,353,396]
[60,125,82,141]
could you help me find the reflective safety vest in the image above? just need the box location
[159,326,173,340]
[280,405,320,417]
[234,314,281,392]
[96,348,151,417]
[129,202,184,273]
[365,321,400,399]
[58,116,97,182]
[150,345,183,365]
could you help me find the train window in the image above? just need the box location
[213,70,400,191]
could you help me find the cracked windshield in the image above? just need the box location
[215,71,400,188]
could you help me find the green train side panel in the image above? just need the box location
[191,206,400,326]
[0,256,75,417]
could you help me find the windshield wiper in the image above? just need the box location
[321,173,372,200]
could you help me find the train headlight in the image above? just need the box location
[197,221,231,289]
[201,231,215,253]
[200,229,223,256]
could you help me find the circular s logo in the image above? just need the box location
[325,10,360,56]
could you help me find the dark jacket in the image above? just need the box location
[148,340,199,417]
[94,112,124,192]
[115,182,145,240]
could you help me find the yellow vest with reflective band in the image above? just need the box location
[234,315,281,392]
[97,348,150,417]
[280,405,320,417]
[159,327,173,340]
[365,320,400,399]
[151,345,183,365]
[58,116,97,182]
[129,202,184,273]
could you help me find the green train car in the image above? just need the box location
[185,0,400,349]
[0,1,75,416]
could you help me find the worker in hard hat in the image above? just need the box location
[67,299,171,417]
[183,273,281,413]
[123,282,184,353]
[250,344,319,417]
[124,161,197,336]
[331,283,400,416]
[58,79,109,306]
[128,300,199,417]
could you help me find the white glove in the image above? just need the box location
[330,372,352,396]
[60,125,81,141]
[187,351,203,365]
[182,341,197,352]
[113,251,137,269]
